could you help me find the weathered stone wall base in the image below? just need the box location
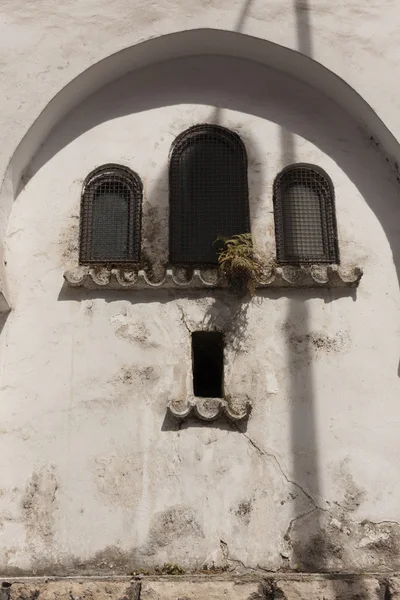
[1,575,399,600]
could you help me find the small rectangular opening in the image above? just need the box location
[192,331,224,398]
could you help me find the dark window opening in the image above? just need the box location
[169,124,250,265]
[273,164,339,264]
[79,164,142,264]
[192,332,224,398]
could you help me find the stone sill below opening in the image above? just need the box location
[64,264,362,290]
[168,396,251,422]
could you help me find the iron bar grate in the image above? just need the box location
[79,164,142,265]
[169,125,250,265]
[273,164,339,264]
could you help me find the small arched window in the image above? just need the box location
[79,164,142,264]
[273,164,339,264]
[169,124,250,265]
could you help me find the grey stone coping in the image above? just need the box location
[168,397,251,422]
[64,265,363,290]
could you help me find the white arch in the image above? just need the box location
[1,27,399,308]
[6,28,400,196]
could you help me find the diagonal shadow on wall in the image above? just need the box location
[280,2,382,593]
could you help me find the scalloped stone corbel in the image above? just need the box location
[168,397,251,422]
[64,264,363,290]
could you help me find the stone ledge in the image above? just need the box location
[63,265,362,291]
[0,580,140,600]
[141,580,263,600]
[0,574,393,600]
[275,576,385,600]
[168,397,251,421]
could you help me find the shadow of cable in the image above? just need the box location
[285,298,323,571]
[280,0,325,578]
[282,3,382,592]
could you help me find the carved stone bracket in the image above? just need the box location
[168,397,251,422]
[64,264,362,290]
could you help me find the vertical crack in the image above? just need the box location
[232,421,319,509]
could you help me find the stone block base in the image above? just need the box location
[0,574,396,600]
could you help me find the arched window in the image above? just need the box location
[273,164,339,264]
[169,125,250,265]
[79,164,142,264]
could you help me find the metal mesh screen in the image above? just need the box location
[169,125,250,265]
[79,164,142,264]
[273,164,339,264]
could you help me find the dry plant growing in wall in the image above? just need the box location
[215,233,265,296]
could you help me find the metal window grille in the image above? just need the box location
[169,124,250,265]
[79,164,142,265]
[273,164,339,265]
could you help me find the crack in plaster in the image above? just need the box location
[220,539,273,573]
[177,306,192,334]
[366,520,400,527]
[228,423,351,567]
[283,507,319,543]
[232,422,320,510]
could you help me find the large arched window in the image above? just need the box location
[79,164,142,264]
[273,164,339,264]
[169,125,250,265]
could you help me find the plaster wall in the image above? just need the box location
[1,0,400,182]
[0,54,399,574]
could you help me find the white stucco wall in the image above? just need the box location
[2,0,400,577]
[1,52,400,574]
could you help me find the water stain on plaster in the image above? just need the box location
[141,204,168,278]
[233,500,253,525]
[59,212,79,269]
[287,460,400,571]
[76,365,160,413]
[112,365,159,388]
[336,457,367,512]
[93,454,143,509]
[21,466,58,548]
[287,328,351,356]
[289,509,400,572]
[113,318,160,350]
[8,545,139,577]
[83,300,95,316]
[142,505,204,556]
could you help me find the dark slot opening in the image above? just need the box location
[192,332,224,398]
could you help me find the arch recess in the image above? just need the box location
[0,27,400,308]
[5,29,400,198]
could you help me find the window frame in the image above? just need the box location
[79,164,143,265]
[273,163,339,265]
[169,124,250,266]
